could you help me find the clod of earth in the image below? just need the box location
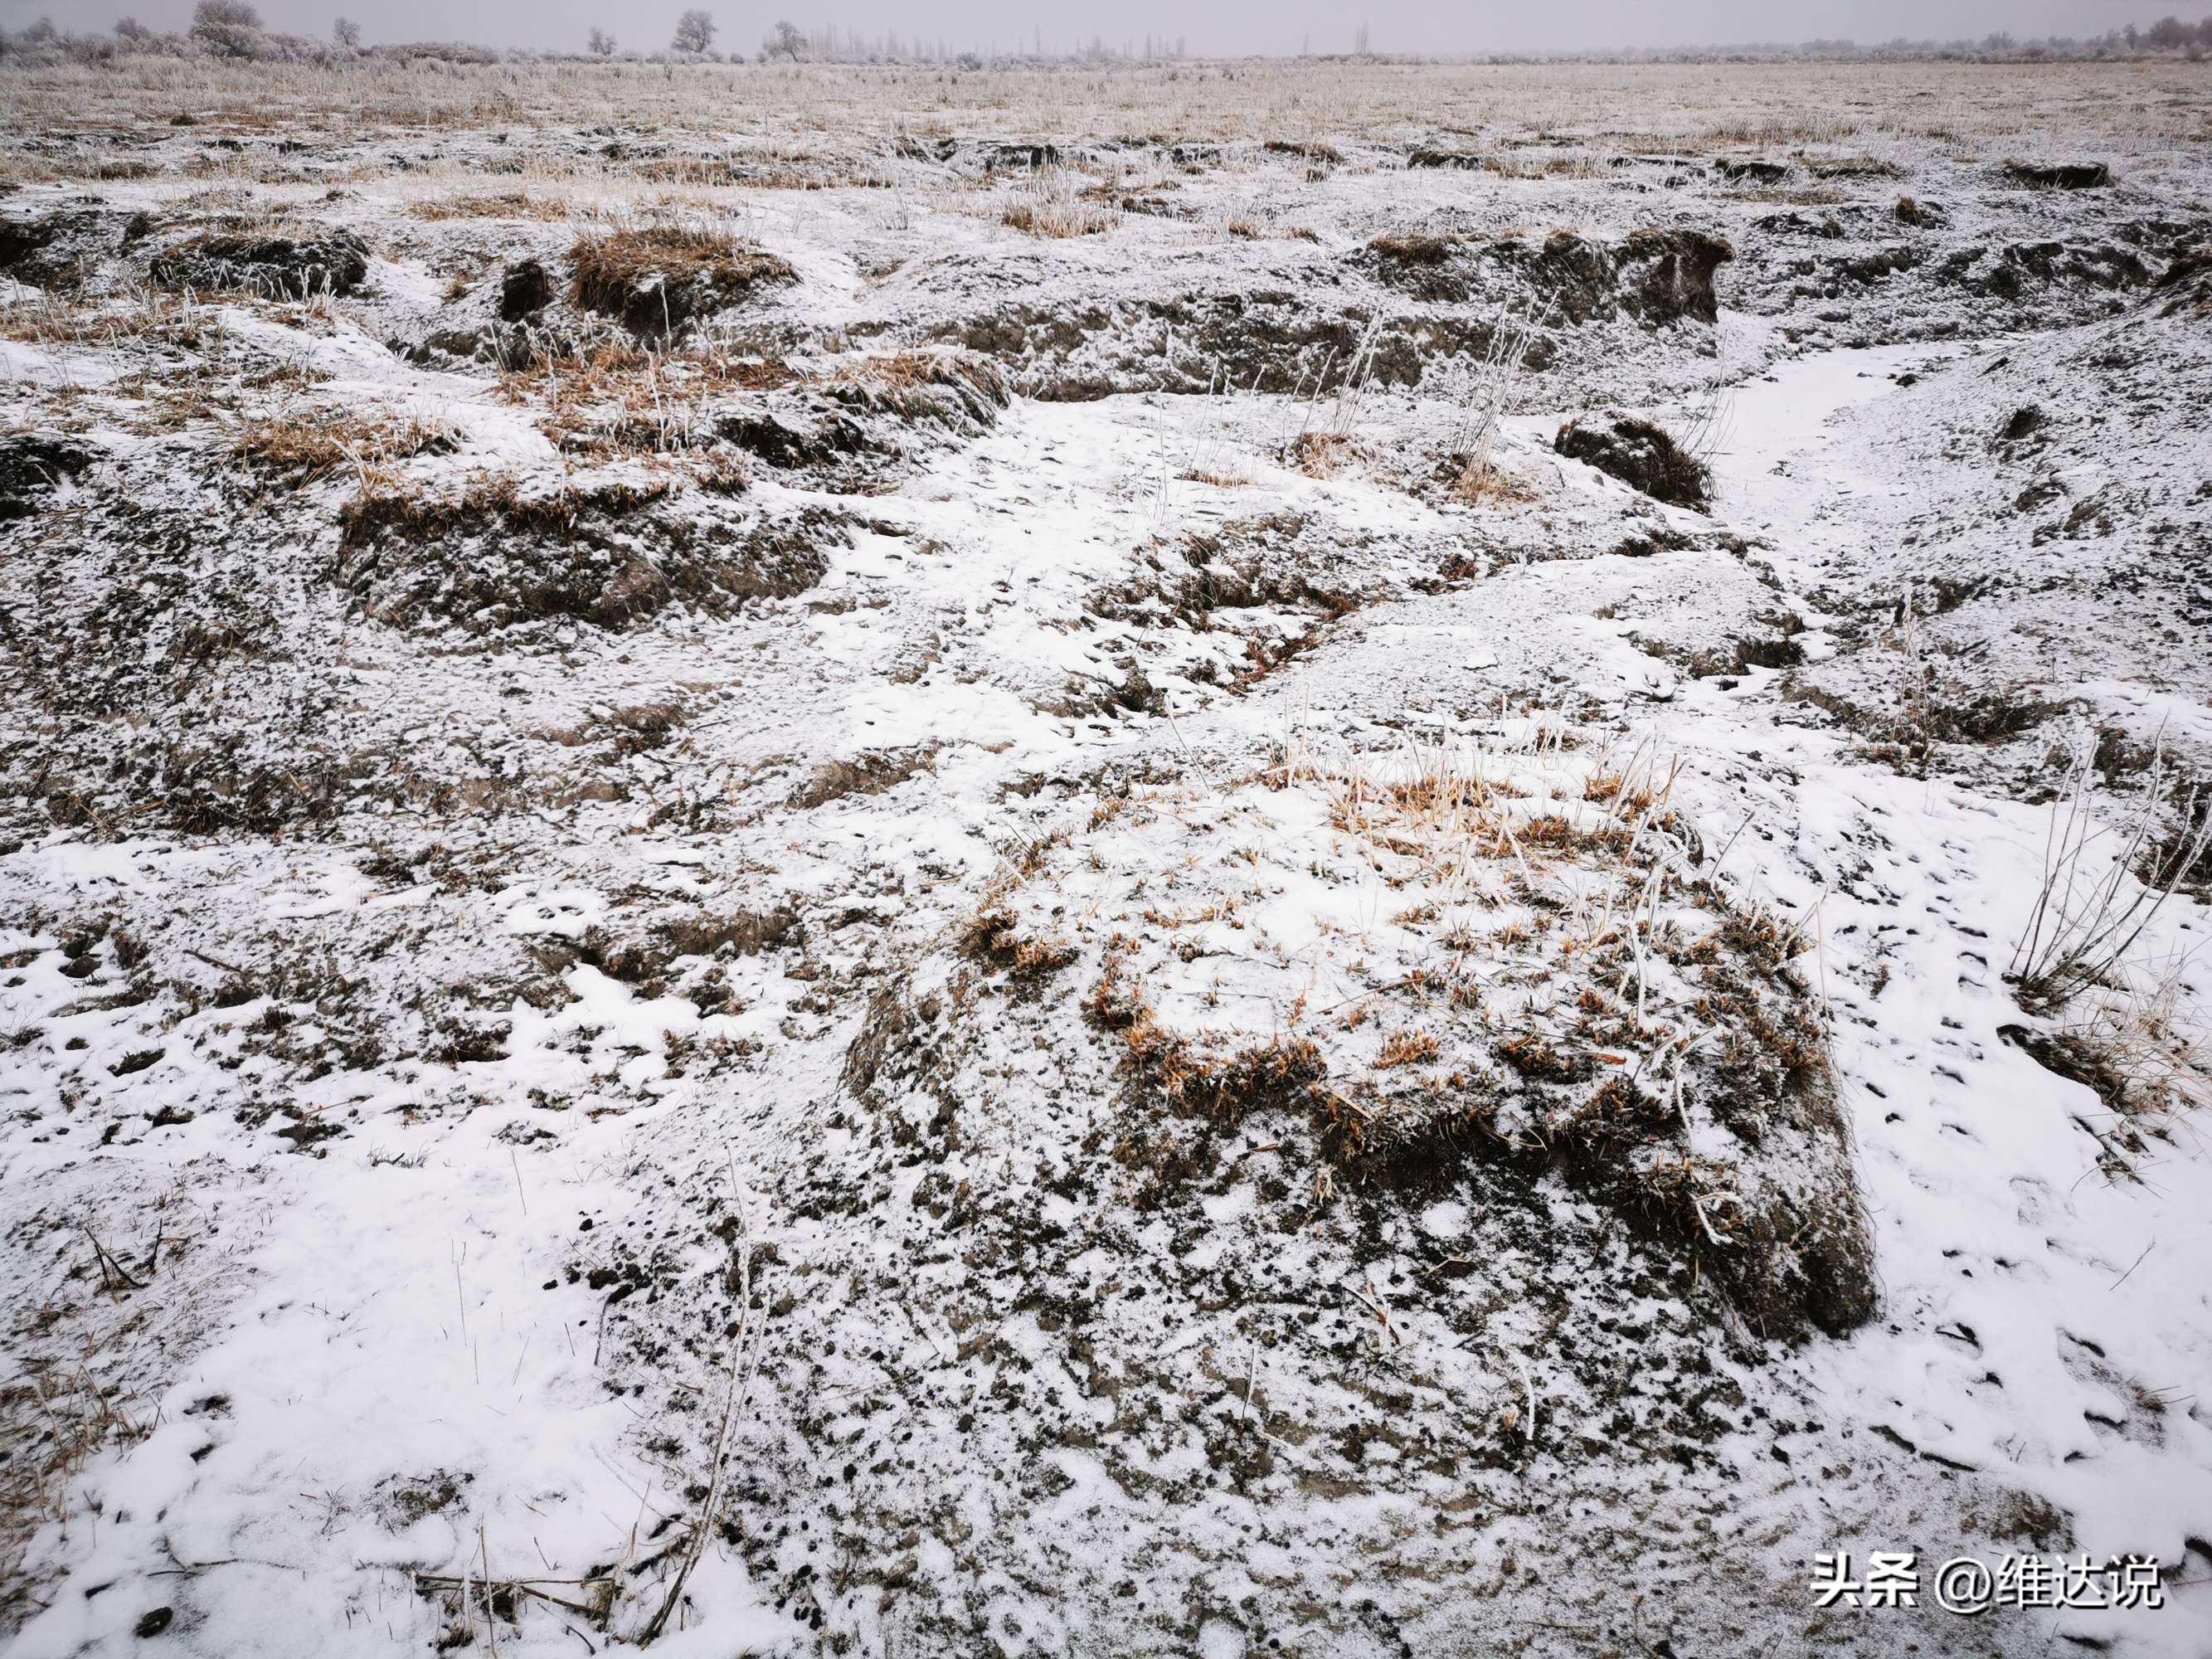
[497,255,554,321]
[148,231,371,298]
[1555,412,1712,509]
[2006,161,2113,190]
[571,227,797,335]
[0,432,97,521]
[1716,158,1792,183]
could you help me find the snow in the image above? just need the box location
[3,88,2211,1659]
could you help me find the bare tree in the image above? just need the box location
[332,14,360,46]
[191,0,265,57]
[761,18,805,60]
[671,8,717,54]
[114,15,153,41]
[1353,19,1371,53]
[192,0,262,28]
[586,25,615,55]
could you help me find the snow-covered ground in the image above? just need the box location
[2,66,2210,1658]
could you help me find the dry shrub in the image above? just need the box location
[2063,980,2211,1125]
[961,907,1078,990]
[1375,1028,1441,1068]
[496,339,796,457]
[1288,430,1361,478]
[1449,458,1539,507]
[2010,731,2212,1010]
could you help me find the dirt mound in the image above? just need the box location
[334,477,839,632]
[925,736,1878,1342]
[715,406,870,468]
[1615,228,1735,324]
[974,140,1064,171]
[1556,413,1711,509]
[2155,248,2212,316]
[148,231,371,298]
[0,212,69,279]
[940,293,1520,397]
[1715,158,1791,183]
[571,228,795,335]
[1405,146,1488,169]
[706,352,1007,470]
[1363,226,1733,324]
[819,348,1009,431]
[498,256,554,321]
[0,207,148,286]
[2007,161,2112,190]
[1949,239,2150,300]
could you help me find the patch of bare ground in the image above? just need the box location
[788,744,941,809]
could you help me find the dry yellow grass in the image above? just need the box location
[570,227,796,333]
[992,162,1126,238]
[231,408,459,481]
[494,338,795,456]
[1289,430,1363,479]
[406,190,569,221]
[1450,459,1541,507]
[0,292,221,349]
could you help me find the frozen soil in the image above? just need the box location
[2,72,2211,1659]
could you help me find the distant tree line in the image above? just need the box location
[1570,17,2212,63]
[0,5,2207,68]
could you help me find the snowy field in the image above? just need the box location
[1,56,2210,1658]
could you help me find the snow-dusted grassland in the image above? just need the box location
[1,55,2210,1659]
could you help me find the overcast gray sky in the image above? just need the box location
[28,0,2182,57]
